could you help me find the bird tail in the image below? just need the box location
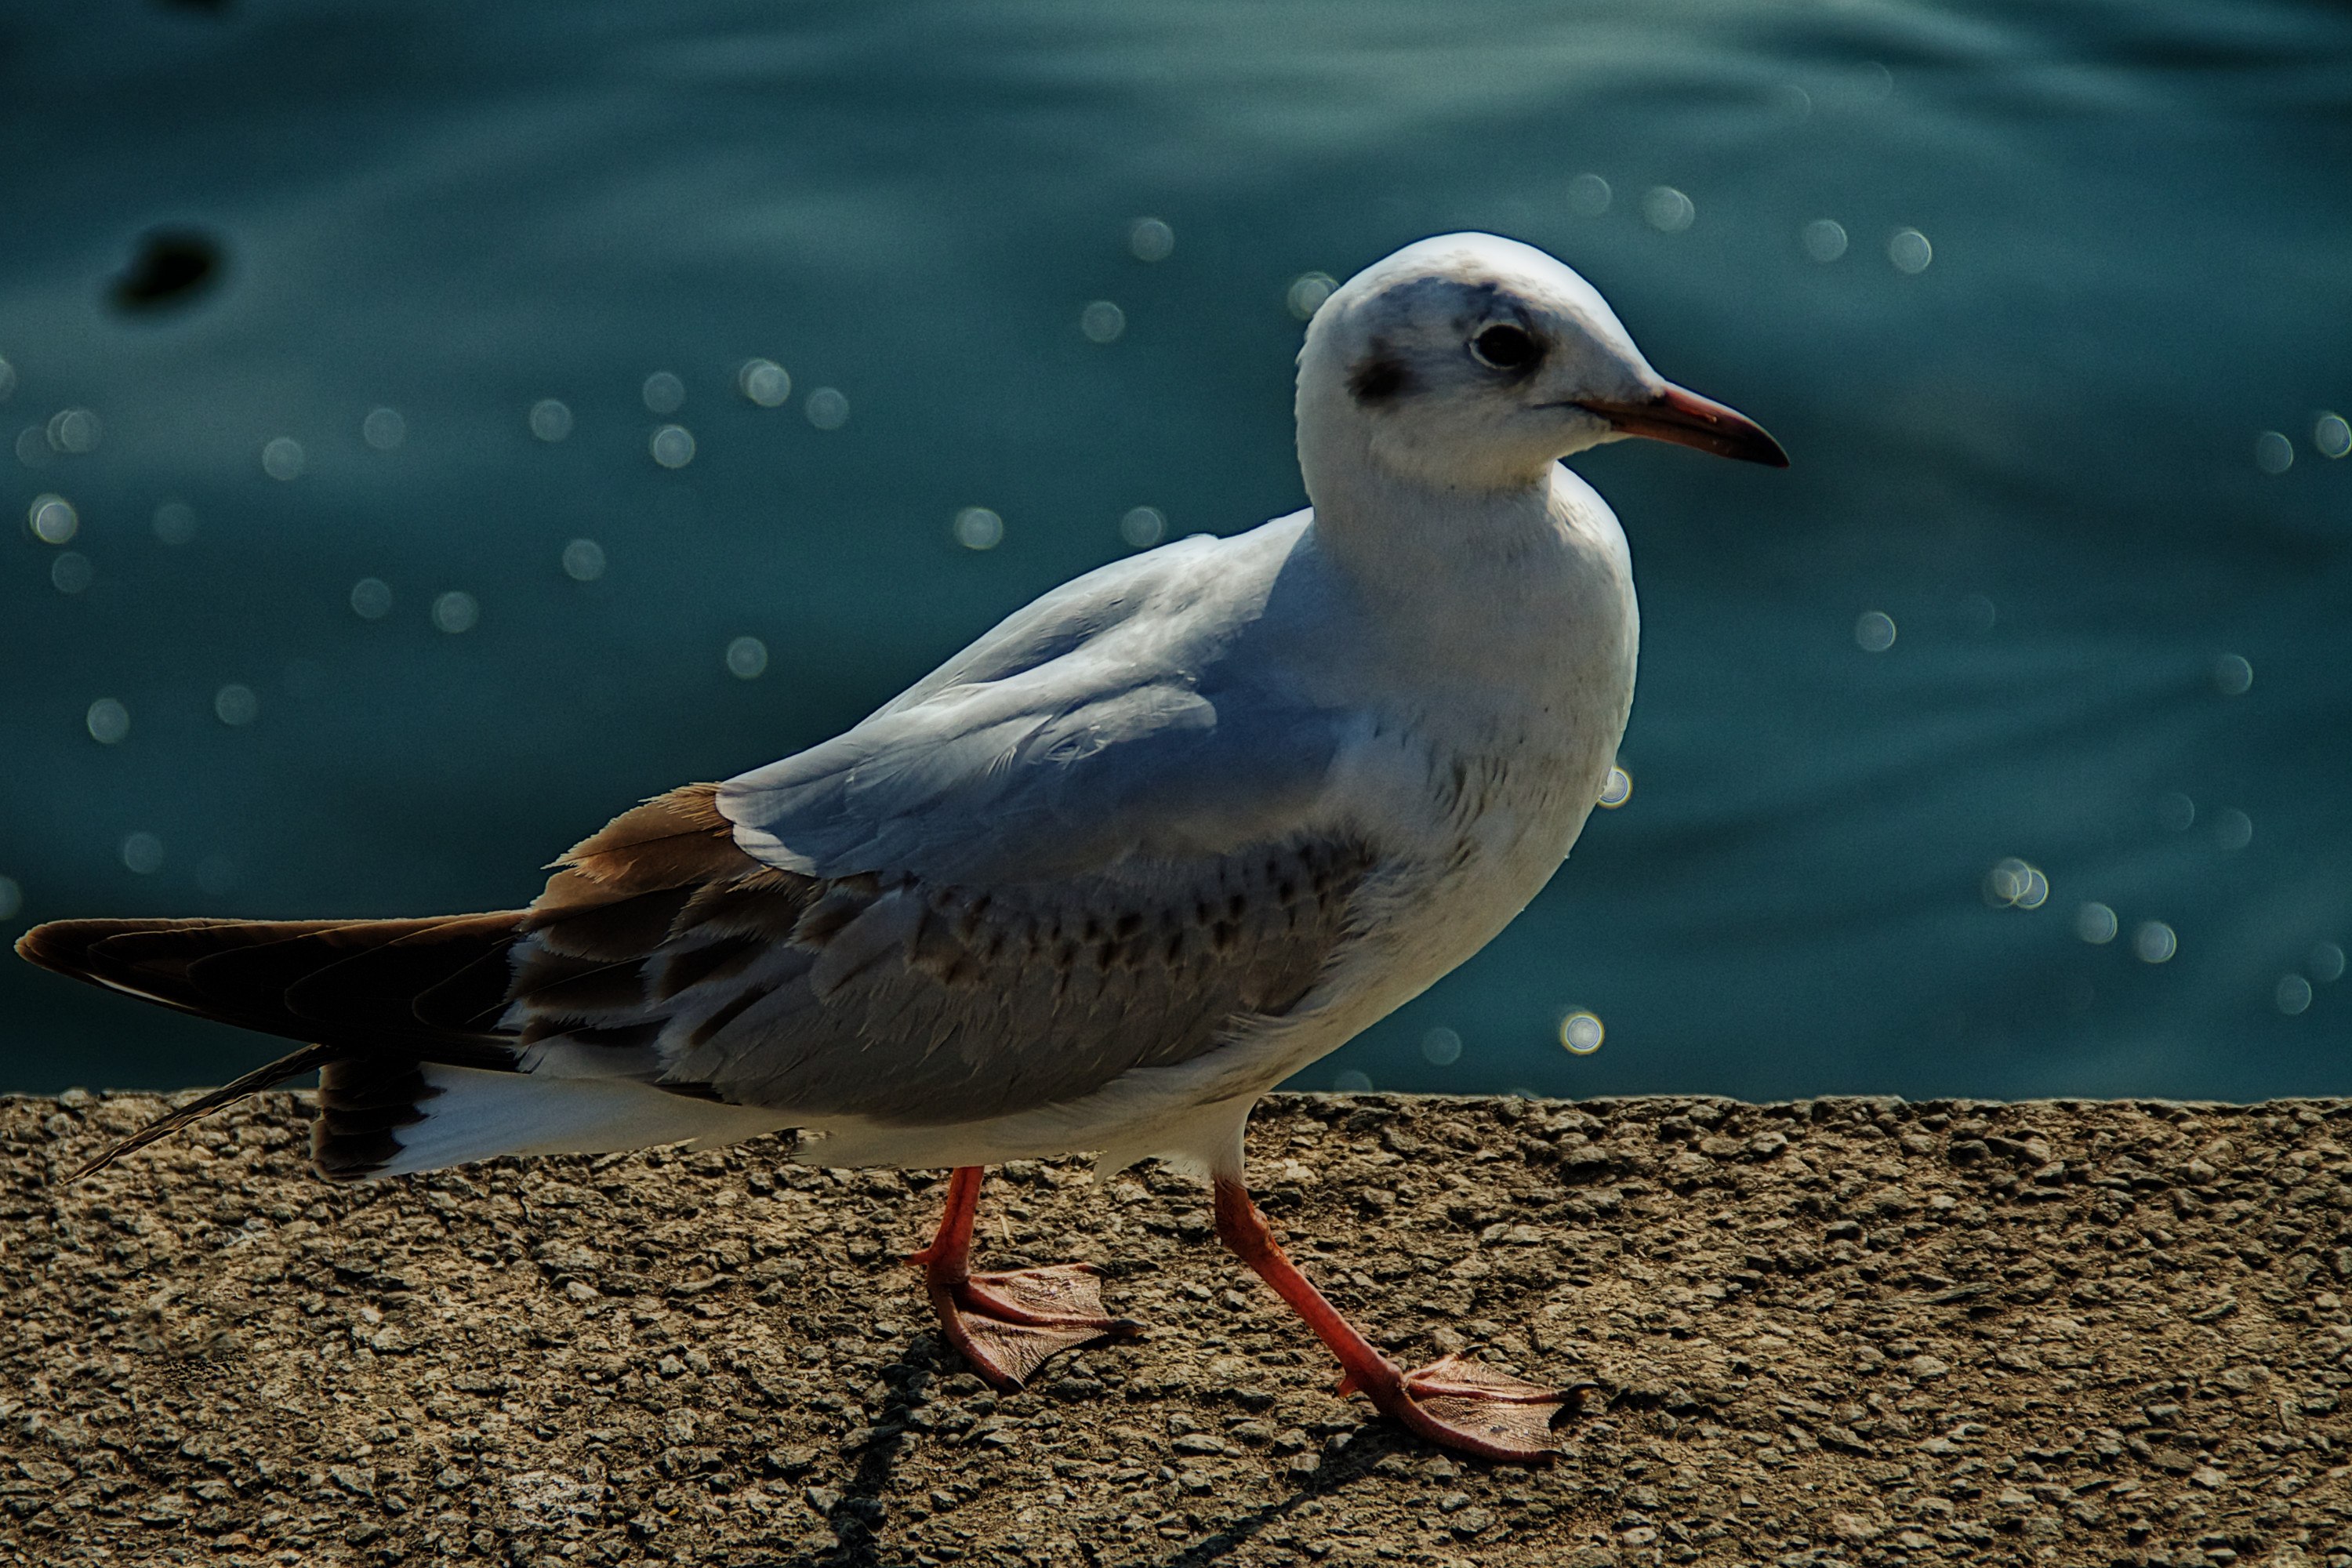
[16,912,528,1180]
[63,1042,336,1178]
[19,786,804,1182]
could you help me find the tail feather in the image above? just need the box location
[279,913,524,1035]
[71,1043,335,1178]
[18,913,525,1058]
[20,913,528,1181]
[313,1057,442,1179]
[358,1063,789,1180]
[20,784,793,1183]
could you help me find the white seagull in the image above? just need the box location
[24,233,1784,1463]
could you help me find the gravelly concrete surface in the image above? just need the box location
[4,1090,2350,1568]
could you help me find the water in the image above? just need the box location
[3,0,2348,1103]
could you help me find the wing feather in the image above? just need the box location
[506,524,1383,1126]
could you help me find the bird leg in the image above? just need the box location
[1212,1176,1573,1463]
[907,1165,1140,1390]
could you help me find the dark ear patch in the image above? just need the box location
[1348,351,1410,405]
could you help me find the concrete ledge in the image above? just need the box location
[4,1091,2350,1566]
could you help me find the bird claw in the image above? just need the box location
[1357,1352,1587,1463]
[927,1263,1141,1392]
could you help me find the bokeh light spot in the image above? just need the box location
[152,500,196,544]
[121,833,164,876]
[1420,1027,1464,1066]
[1887,229,1933,274]
[805,388,849,430]
[561,539,606,582]
[261,437,306,481]
[1567,174,1612,216]
[1080,301,1126,343]
[1287,273,1336,321]
[28,493,77,543]
[1560,1011,1605,1054]
[2254,431,2294,474]
[2133,921,2178,964]
[529,399,573,442]
[1332,1069,1373,1092]
[1855,611,1896,652]
[431,590,479,634]
[2158,793,2195,833]
[641,372,685,415]
[214,684,259,726]
[86,699,129,745]
[50,552,92,593]
[2212,654,2252,695]
[2277,975,2314,1016]
[2316,412,2351,459]
[649,424,695,468]
[1128,218,1174,262]
[725,636,768,680]
[1642,187,1695,233]
[2311,943,2347,984]
[350,578,393,619]
[1598,765,1632,808]
[953,506,1004,551]
[361,407,406,450]
[1119,506,1166,549]
[1983,857,2048,909]
[2074,902,2118,944]
[47,408,100,454]
[738,359,791,408]
[1802,220,1848,263]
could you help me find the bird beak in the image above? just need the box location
[1577,383,1790,467]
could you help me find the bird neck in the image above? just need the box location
[1298,422,1562,591]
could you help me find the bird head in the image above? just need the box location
[1296,233,1787,496]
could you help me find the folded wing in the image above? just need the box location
[528,523,1383,1125]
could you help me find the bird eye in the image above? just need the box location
[1469,323,1539,371]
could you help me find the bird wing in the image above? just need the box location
[515,519,1383,1126]
[720,522,1340,884]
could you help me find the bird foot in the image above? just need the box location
[1340,1352,1590,1463]
[924,1262,1142,1391]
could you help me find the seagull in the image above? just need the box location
[21,233,1784,1462]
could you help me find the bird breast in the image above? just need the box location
[1340,522,1637,995]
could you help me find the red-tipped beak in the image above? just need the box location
[1577,383,1789,467]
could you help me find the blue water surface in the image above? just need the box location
[3,0,2348,1102]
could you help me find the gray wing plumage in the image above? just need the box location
[720,522,1343,884]
[510,517,1384,1126]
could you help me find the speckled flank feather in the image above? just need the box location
[506,784,1377,1129]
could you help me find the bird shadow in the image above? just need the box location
[798,1338,946,1565]
[1127,1427,1424,1568]
[754,1359,1561,1568]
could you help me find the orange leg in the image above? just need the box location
[908,1166,1140,1390]
[1213,1176,1573,1463]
